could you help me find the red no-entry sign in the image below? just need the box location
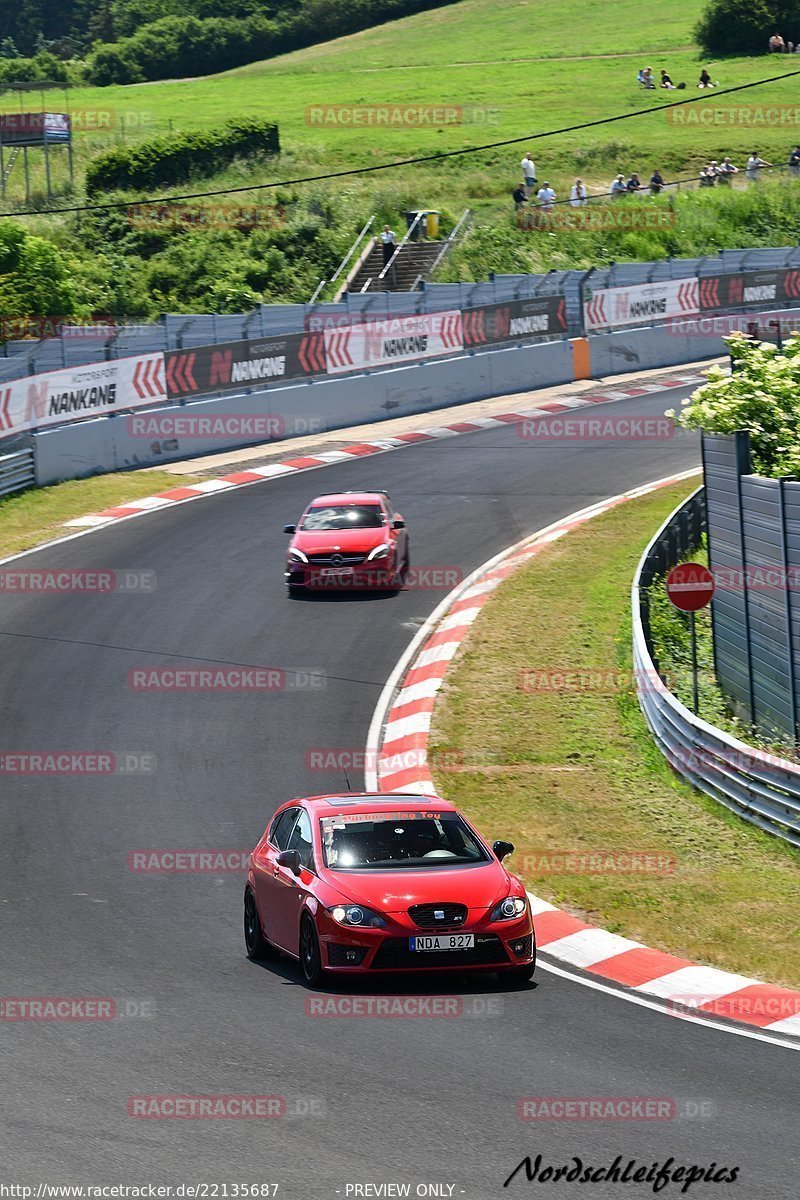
[665,563,715,612]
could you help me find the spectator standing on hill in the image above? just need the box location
[380,224,396,267]
[513,182,528,211]
[717,156,738,183]
[649,168,665,194]
[536,181,556,212]
[699,162,717,187]
[520,152,537,196]
[611,173,628,199]
[746,151,771,182]
[769,33,785,52]
[570,178,588,206]
[627,172,642,193]
[790,145,800,175]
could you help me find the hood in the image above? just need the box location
[293,528,387,554]
[322,860,512,913]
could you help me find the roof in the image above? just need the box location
[300,792,453,814]
[308,492,388,506]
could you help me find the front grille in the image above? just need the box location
[327,943,368,967]
[306,552,367,565]
[371,934,509,970]
[409,902,468,930]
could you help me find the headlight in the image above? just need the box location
[329,904,386,929]
[489,896,527,921]
[366,543,392,561]
[288,548,308,563]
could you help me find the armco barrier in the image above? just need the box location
[21,302,800,488]
[633,489,800,849]
[0,445,35,497]
[25,310,800,487]
[32,339,575,484]
[4,243,800,391]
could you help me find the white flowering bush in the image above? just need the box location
[667,333,800,478]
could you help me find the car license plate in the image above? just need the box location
[409,934,475,952]
[319,567,353,577]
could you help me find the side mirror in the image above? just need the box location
[276,849,302,875]
[283,524,296,534]
[492,839,514,862]
[393,517,405,529]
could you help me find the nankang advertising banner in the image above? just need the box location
[164,331,326,400]
[0,353,166,439]
[462,297,567,347]
[323,311,463,374]
[584,279,699,330]
[698,269,800,311]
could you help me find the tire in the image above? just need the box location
[243,887,274,961]
[392,551,410,592]
[300,914,324,988]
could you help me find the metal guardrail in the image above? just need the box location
[0,445,35,498]
[4,240,800,384]
[310,214,376,304]
[633,487,800,849]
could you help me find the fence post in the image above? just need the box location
[779,476,800,746]
[734,430,756,725]
[700,436,722,690]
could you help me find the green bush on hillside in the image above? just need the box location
[86,0,463,84]
[0,222,79,331]
[0,51,71,85]
[695,0,800,56]
[84,119,279,193]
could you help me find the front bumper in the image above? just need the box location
[286,561,398,591]
[317,912,535,973]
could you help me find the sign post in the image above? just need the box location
[665,563,715,715]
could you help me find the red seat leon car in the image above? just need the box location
[244,793,536,987]
[283,491,409,594]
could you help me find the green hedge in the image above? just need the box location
[695,0,800,56]
[86,0,462,84]
[85,119,279,194]
[0,52,71,86]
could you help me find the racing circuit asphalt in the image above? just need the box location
[0,385,797,1198]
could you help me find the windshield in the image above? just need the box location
[320,810,489,870]
[301,504,385,531]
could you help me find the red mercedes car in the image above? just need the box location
[283,490,409,594]
[244,792,536,986]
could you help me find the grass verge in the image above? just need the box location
[429,480,800,988]
[0,470,202,559]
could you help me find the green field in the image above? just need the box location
[4,0,800,313]
[5,0,800,211]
